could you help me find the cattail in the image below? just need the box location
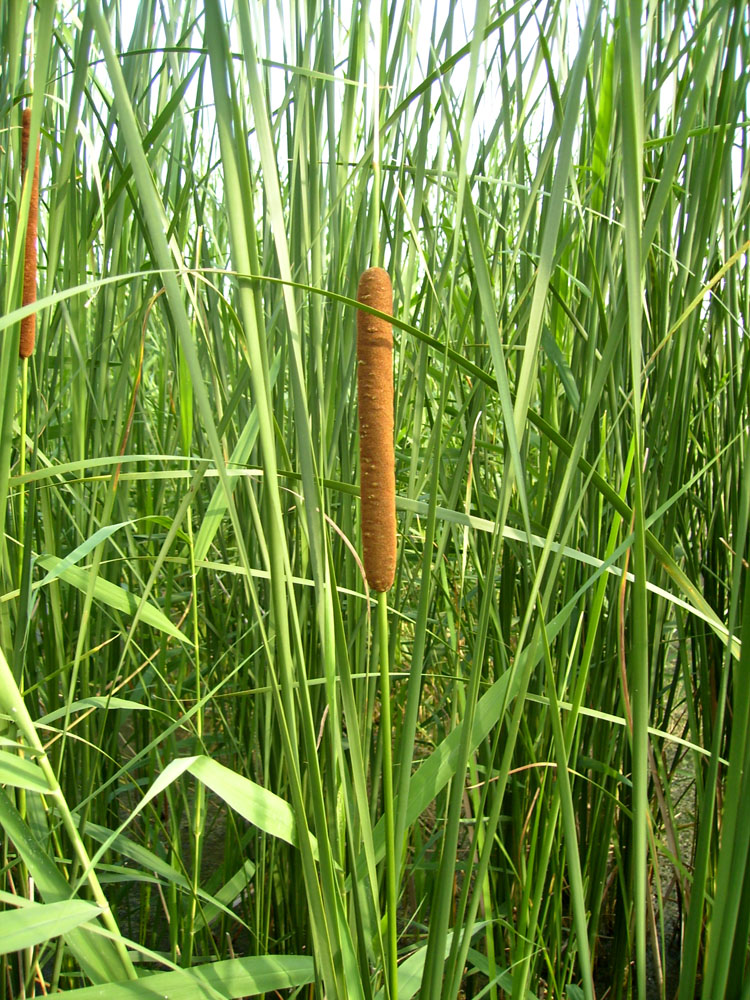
[357,267,396,593]
[19,107,40,359]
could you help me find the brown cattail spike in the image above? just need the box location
[20,107,40,359]
[357,267,396,593]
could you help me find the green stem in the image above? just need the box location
[378,590,397,1000]
[18,356,27,581]
[372,8,381,267]
[185,476,204,963]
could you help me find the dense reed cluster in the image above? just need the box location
[0,3,748,1000]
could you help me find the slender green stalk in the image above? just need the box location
[619,4,650,992]
[377,590,398,1000]
[17,358,28,581]
[371,3,382,267]
[184,482,204,965]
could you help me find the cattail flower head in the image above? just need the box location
[20,107,40,359]
[357,267,396,593]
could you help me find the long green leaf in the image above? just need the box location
[35,555,188,643]
[0,898,104,955]
[43,955,315,999]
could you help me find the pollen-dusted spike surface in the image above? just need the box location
[357,267,396,593]
[20,107,40,359]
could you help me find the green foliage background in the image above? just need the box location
[1,2,748,998]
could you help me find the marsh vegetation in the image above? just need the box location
[1,2,748,998]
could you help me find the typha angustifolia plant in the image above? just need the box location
[357,265,398,998]
[19,106,39,362]
[17,104,40,573]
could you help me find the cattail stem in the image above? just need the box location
[378,590,398,1000]
[20,107,40,360]
[18,359,29,577]
[371,36,381,267]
